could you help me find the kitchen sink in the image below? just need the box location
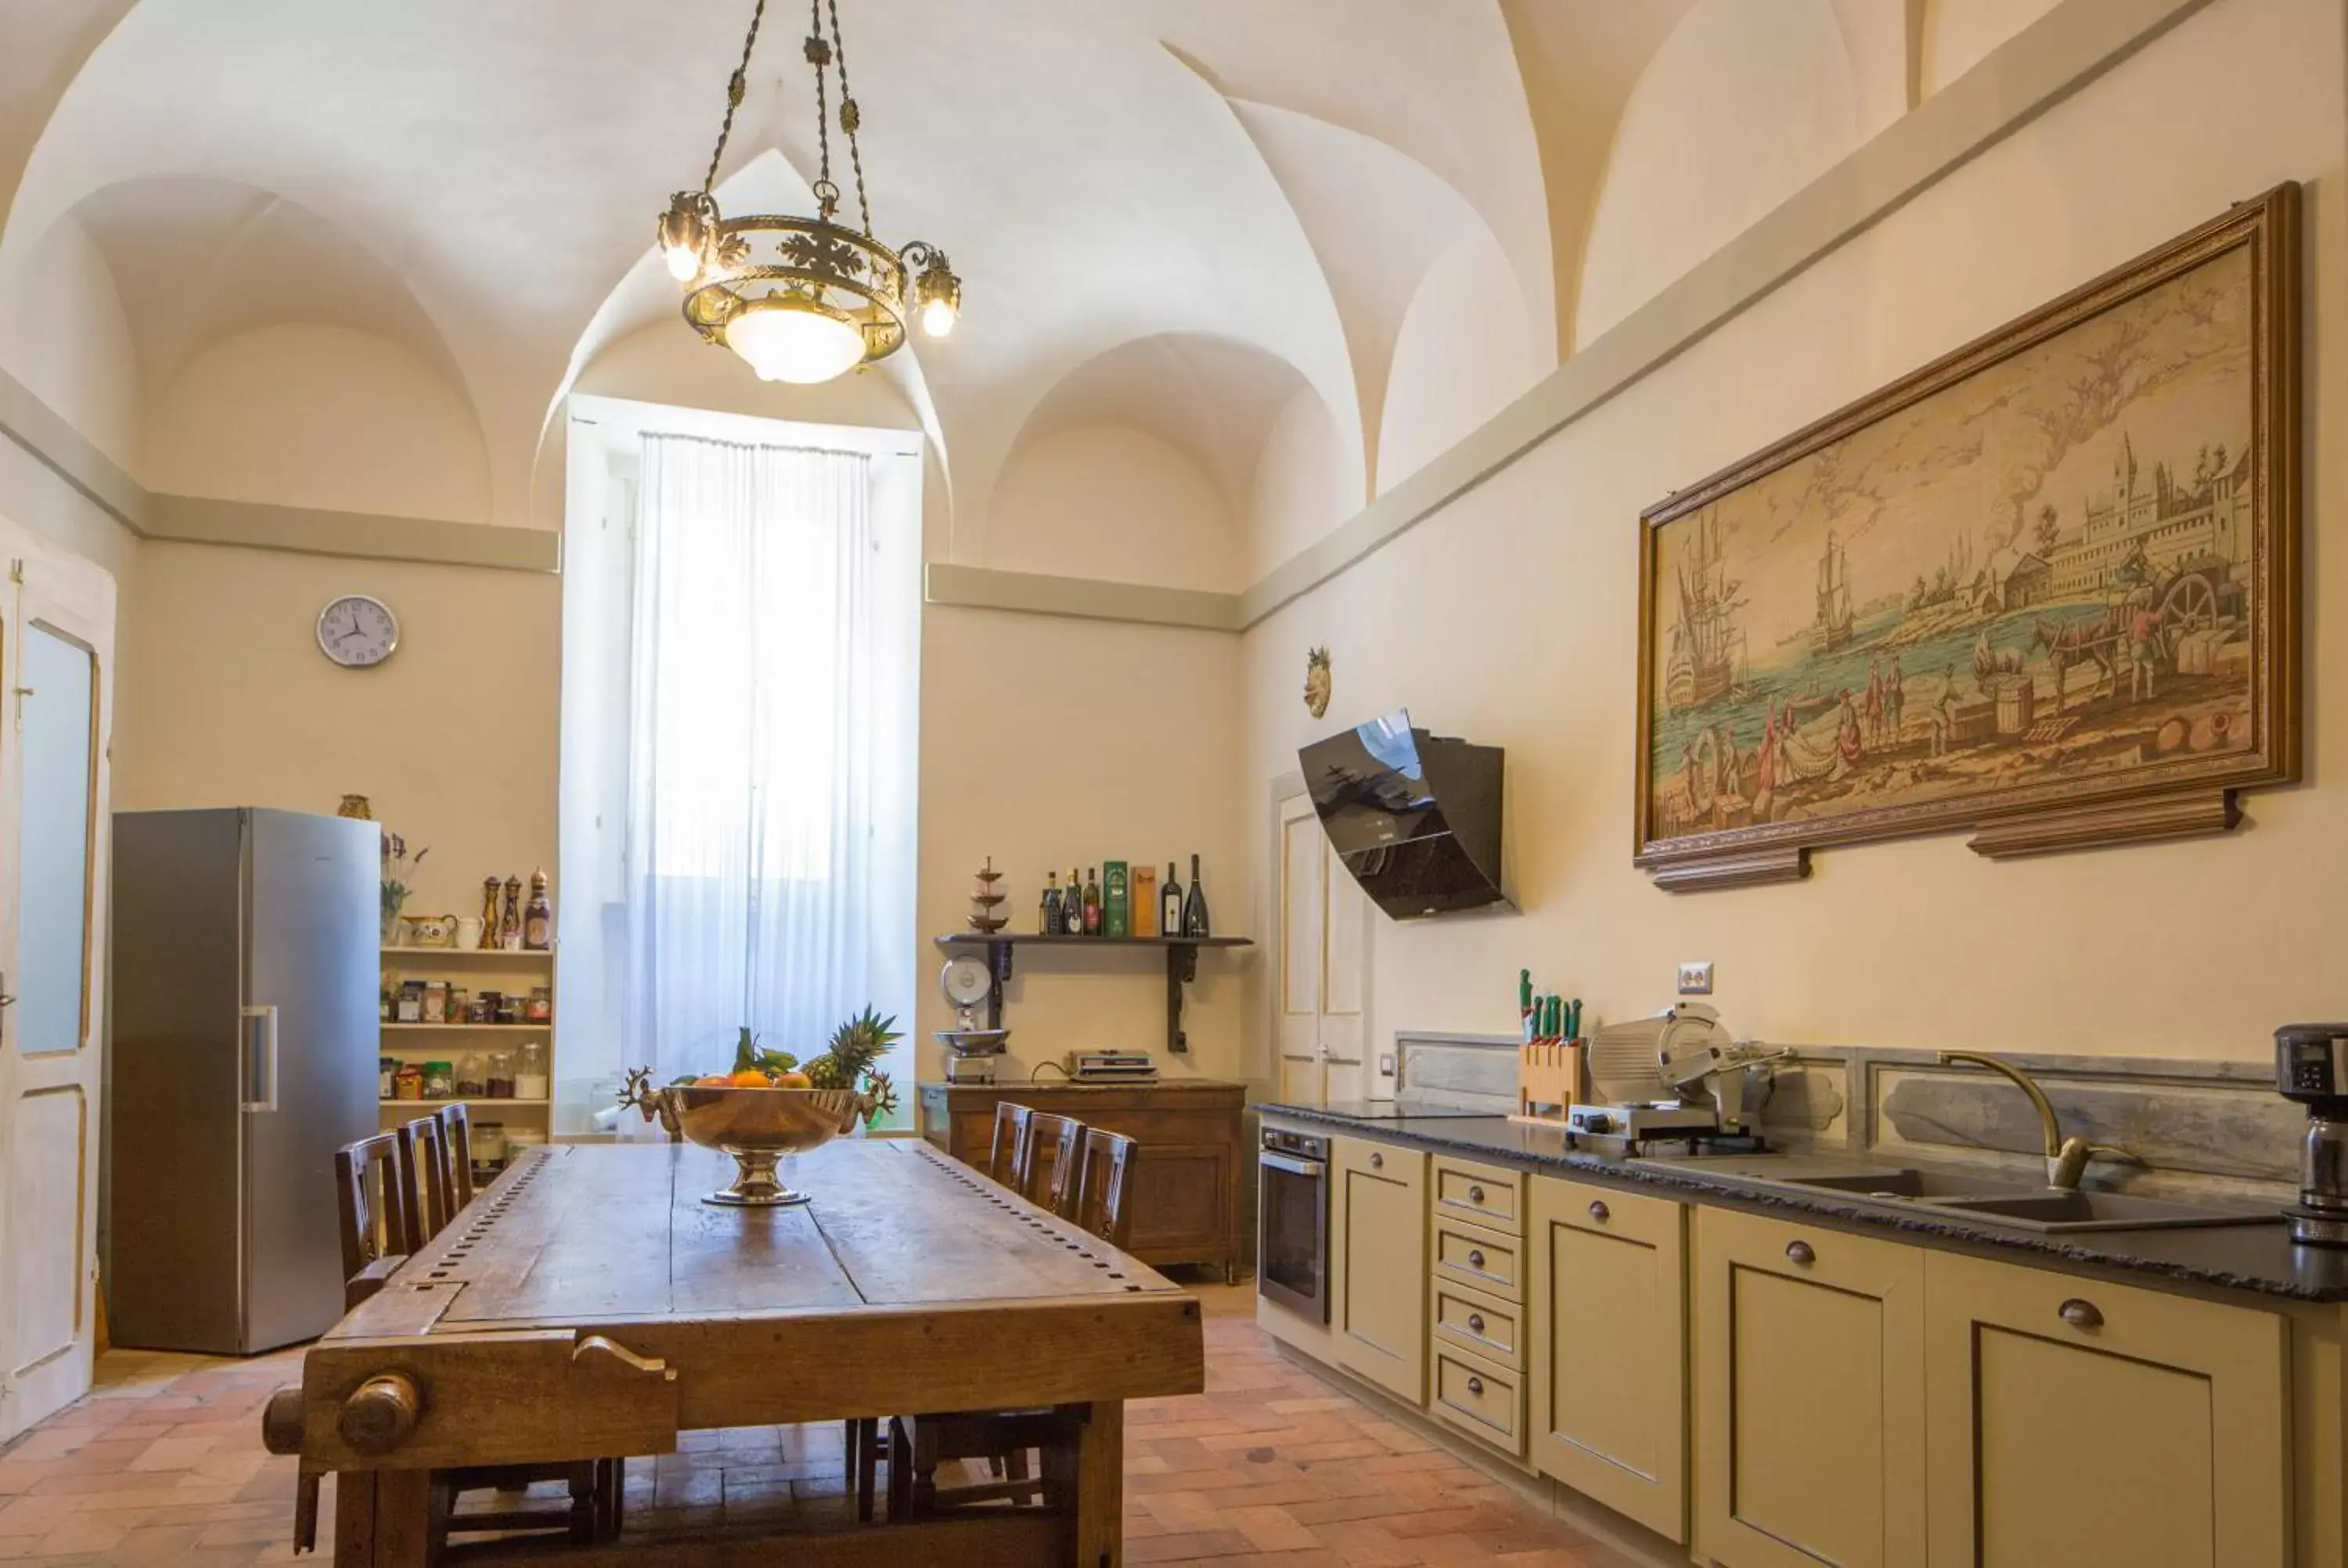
[1631,1154,2280,1234]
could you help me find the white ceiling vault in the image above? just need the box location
[0,0,2026,582]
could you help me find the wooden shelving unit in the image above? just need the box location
[933,932,1251,1055]
[379,944,556,1143]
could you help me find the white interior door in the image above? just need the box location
[0,523,113,1440]
[1275,791,1368,1106]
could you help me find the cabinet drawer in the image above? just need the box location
[1431,1343,1525,1458]
[1432,1217,1521,1300]
[1431,1278,1522,1369]
[1431,1156,1522,1234]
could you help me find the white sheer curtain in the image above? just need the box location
[625,432,893,1084]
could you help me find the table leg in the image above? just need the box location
[370,1469,438,1567]
[333,1471,376,1566]
[1064,1400,1123,1568]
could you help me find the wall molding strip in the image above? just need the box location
[924,562,1241,631]
[0,365,559,572]
[1233,0,2209,631]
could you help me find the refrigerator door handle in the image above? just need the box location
[240,1005,280,1113]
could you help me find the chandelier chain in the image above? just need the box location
[806,0,837,217]
[704,0,769,194]
[825,0,874,236]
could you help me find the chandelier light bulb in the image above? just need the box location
[663,244,704,283]
[723,298,868,384]
[920,297,957,338]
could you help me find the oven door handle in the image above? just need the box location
[1259,1153,1326,1178]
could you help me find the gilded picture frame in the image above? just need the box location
[1634,185,2299,890]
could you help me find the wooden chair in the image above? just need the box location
[333,1132,412,1311]
[1014,1111,1082,1207]
[985,1101,1031,1185]
[438,1101,477,1212]
[1069,1128,1140,1249]
[394,1114,453,1245]
[1041,1115,1088,1221]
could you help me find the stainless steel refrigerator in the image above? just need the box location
[106,807,378,1354]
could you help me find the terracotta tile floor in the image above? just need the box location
[0,1285,1635,1566]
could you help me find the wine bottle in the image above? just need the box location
[1181,853,1211,937]
[1082,868,1103,936]
[1040,872,1061,936]
[1064,866,1085,934]
[1161,861,1183,936]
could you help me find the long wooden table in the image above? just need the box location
[277,1140,1205,1566]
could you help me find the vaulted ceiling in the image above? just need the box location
[0,0,2035,577]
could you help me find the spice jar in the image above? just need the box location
[422,980,448,1025]
[455,1052,487,1098]
[514,1040,549,1101]
[423,1060,455,1100]
[486,1050,515,1099]
[378,1056,398,1099]
[467,995,494,1024]
[525,986,553,1024]
[393,1061,425,1101]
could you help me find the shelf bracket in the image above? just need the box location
[1165,944,1200,1056]
[982,941,1012,1032]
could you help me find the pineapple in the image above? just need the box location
[807,1006,900,1091]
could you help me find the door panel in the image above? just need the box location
[1331,1136,1424,1402]
[0,530,115,1441]
[1924,1250,2288,1568]
[1274,789,1373,1105]
[1320,845,1366,1102]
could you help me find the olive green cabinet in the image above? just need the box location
[1693,1207,1927,1568]
[1922,1250,2289,1568]
[1528,1174,1687,1543]
[1331,1135,1426,1404]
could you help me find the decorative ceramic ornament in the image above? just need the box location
[1303,646,1332,718]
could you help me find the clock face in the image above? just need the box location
[317,595,399,668]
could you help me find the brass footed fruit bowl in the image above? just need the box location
[661,1085,872,1207]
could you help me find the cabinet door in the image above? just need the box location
[1693,1208,1926,1568]
[1331,1137,1424,1403]
[1125,1141,1230,1259]
[1924,1250,2288,1568]
[1529,1178,1687,1543]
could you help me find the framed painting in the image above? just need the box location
[1635,184,2299,890]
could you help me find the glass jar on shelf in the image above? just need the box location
[392,1061,424,1101]
[486,1049,515,1099]
[422,1060,455,1100]
[454,1052,487,1098]
[514,1040,549,1102]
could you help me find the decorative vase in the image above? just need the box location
[380,887,406,945]
[2154,717,2189,753]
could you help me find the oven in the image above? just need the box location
[1258,1127,1330,1321]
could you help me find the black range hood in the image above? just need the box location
[1299,709,1505,919]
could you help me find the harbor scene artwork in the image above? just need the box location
[1637,189,2296,881]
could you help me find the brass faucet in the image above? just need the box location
[1936,1052,2132,1190]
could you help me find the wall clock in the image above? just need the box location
[316,595,399,668]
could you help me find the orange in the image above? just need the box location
[694,1074,730,1087]
[771,1070,812,1088]
[728,1069,772,1089]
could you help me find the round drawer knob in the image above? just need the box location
[1467,1313,1486,1334]
[1588,1200,1610,1223]
[1468,1249,1486,1269]
[1466,1376,1485,1397]
[1468,1185,1486,1203]
[2058,1297,2104,1330]
[1369,1152,1383,1170]
[1784,1239,1816,1267]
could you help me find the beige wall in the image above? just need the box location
[1240,0,2345,1067]
[917,603,1248,1084]
[113,541,559,925]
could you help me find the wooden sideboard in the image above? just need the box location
[918,1080,1247,1282]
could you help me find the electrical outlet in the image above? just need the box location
[1676,961,1713,996]
[1377,1053,1396,1077]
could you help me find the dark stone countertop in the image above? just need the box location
[1257,1102,2348,1305]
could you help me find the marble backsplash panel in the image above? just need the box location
[1394,1031,2299,1202]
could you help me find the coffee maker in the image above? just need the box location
[2277,1023,2348,1246]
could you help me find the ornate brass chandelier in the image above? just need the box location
[657,0,961,384]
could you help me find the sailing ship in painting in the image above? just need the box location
[1647,242,2263,843]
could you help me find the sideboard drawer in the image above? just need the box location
[1432,1156,1522,1235]
[1432,1278,1522,1370]
[1432,1217,1522,1301]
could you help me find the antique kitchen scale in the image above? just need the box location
[937,954,1008,1084]
[1565,1003,1791,1156]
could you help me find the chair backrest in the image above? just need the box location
[1073,1128,1140,1250]
[394,1114,452,1244]
[333,1132,409,1283]
[1042,1115,1089,1219]
[987,1102,1032,1187]
[1014,1111,1082,1206]
[437,1102,476,1211]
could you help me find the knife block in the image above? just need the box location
[1512,1040,1583,1125]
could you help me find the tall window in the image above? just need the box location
[559,402,920,1121]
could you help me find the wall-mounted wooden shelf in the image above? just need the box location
[383,946,556,961]
[381,1022,551,1034]
[933,933,1252,1055]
